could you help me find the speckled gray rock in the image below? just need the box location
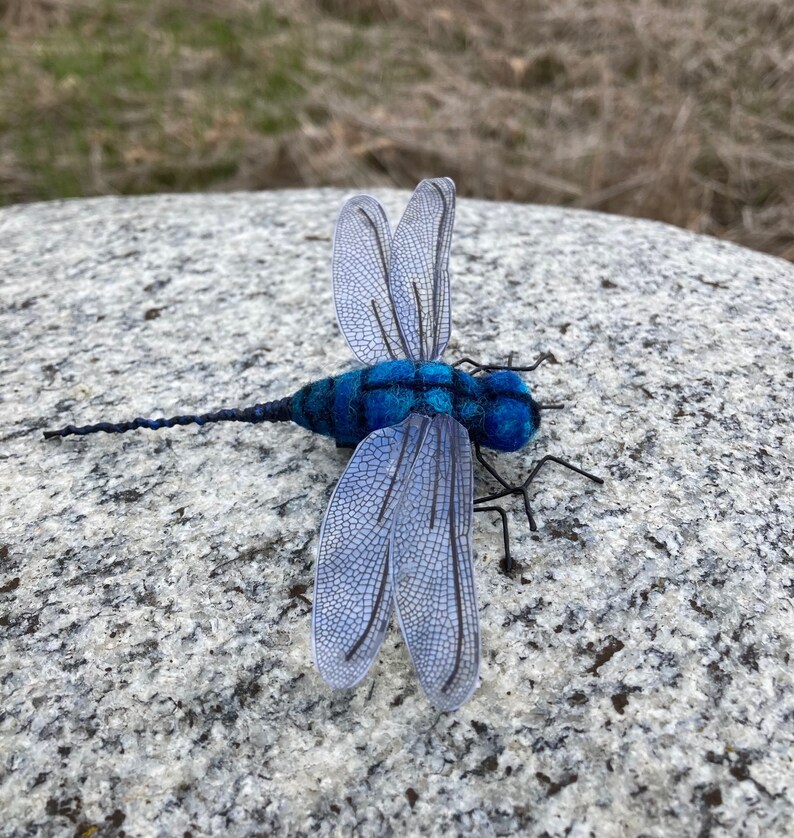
[1,190,792,837]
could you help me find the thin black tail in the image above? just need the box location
[43,396,292,440]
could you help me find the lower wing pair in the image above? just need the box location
[312,413,480,711]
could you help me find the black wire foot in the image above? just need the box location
[473,504,512,573]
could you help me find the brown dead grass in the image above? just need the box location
[2,0,793,259]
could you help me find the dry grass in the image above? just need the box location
[1,0,793,259]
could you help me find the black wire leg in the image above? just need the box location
[474,443,512,490]
[453,351,552,375]
[473,443,516,572]
[475,455,604,531]
[474,443,537,530]
[474,505,513,573]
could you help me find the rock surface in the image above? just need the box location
[1,189,792,836]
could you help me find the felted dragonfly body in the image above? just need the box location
[290,359,540,452]
[45,178,598,710]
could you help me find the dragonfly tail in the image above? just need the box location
[43,396,292,439]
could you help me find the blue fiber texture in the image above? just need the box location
[289,361,539,451]
[424,387,454,415]
[367,359,414,385]
[480,371,538,451]
[365,386,414,432]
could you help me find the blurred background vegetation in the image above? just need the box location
[1,0,792,259]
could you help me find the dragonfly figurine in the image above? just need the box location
[45,178,602,710]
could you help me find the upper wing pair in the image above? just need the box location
[312,413,479,710]
[332,177,455,364]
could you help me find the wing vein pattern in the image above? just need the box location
[389,178,455,362]
[322,178,473,708]
[332,195,407,364]
[392,414,479,710]
[332,178,455,364]
[312,414,430,689]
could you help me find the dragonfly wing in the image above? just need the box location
[389,177,455,362]
[332,194,407,364]
[312,414,430,690]
[391,414,480,710]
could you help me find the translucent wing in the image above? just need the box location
[332,194,407,365]
[389,177,455,362]
[312,414,430,689]
[391,414,479,710]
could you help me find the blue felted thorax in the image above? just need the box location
[290,360,540,451]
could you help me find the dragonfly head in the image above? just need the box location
[479,370,541,452]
